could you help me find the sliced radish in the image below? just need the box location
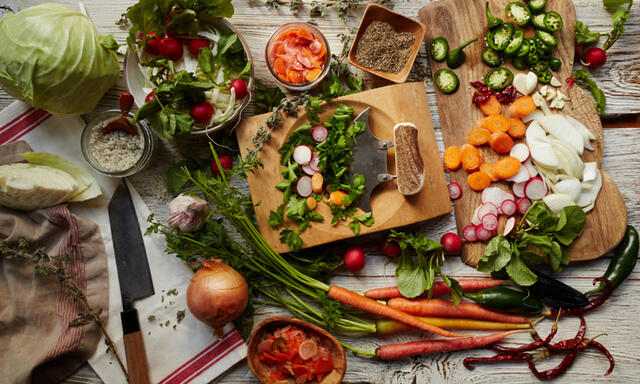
[509,143,530,162]
[513,181,526,198]
[524,177,547,200]
[503,217,516,237]
[448,182,462,200]
[463,225,478,242]
[296,176,313,197]
[482,187,508,208]
[302,164,316,176]
[311,125,328,143]
[481,213,498,231]
[477,202,498,220]
[516,197,532,215]
[506,166,530,183]
[523,159,538,177]
[475,225,493,241]
[298,340,319,360]
[501,199,517,216]
[292,145,312,165]
[471,206,482,226]
[309,153,320,172]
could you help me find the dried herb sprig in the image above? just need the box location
[1,238,128,380]
[262,0,391,23]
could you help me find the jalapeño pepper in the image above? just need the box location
[536,69,552,84]
[487,23,514,51]
[446,37,479,69]
[464,287,543,314]
[434,68,460,94]
[504,29,525,56]
[482,47,503,67]
[485,2,503,29]
[527,0,547,14]
[505,2,532,26]
[544,11,564,31]
[587,226,638,294]
[530,270,589,309]
[430,37,449,62]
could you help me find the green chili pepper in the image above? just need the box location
[530,270,589,309]
[505,2,532,26]
[516,39,531,58]
[488,23,515,51]
[504,29,525,56]
[544,10,563,31]
[532,13,547,29]
[536,29,558,48]
[464,287,543,314]
[485,2,503,29]
[536,69,552,84]
[530,59,549,73]
[587,226,638,294]
[434,68,460,94]
[549,57,562,71]
[527,0,547,14]
[446,37,478,69]
[512,56,529,70]
[482,47,503,67]
[430,37,449,62]
[485,67,514,91]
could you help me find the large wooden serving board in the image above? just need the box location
[419,0,627,266]
[236,83,451,253]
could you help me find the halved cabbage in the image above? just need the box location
[0,164,79,211]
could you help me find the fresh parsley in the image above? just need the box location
[572,69,606,114]
[253,79,286,113]
[574,21,601,44]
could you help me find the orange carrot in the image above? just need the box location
[461,145,483,173]
[509,96,536,117]
[305,68,322,82]
[507,118,526,138]
[493,156,521,179]
[480,163,498,182]
[468,171,492,191]
[364,279,506,300]
[387,298,530,323]
[489,131,514,154]
[474,116,490,130]
[327,286,467,338]
[376,317,531,334]
[374,330,525,360]
[479,95,501,116]
[467,129,491,146]
[443,146,461,170]
[485,114,510,133]
[329,190,347,206]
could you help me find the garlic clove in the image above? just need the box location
[525,71,538,95]
[168,193,209,232]
[550,76,562,87]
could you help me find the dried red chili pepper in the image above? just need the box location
[492,311,561,354]
[527,335,600,380]
[588,340,615,376]
[531,314,586,352]
[463,353,531,370]
[546,279,613,319]
[496,85,517,104]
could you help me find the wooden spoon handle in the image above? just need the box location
[393,122,425,196]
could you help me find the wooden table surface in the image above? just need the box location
[1,1,639,383]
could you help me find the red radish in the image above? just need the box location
[309,154,320,172]
[523,159,537,177]
[381,240,402,258]
[516,197,532,215]
[524,177,547,200]
[343,246,366,272]
[471,206,482,226]
[506,166,530,183]
[292,145,313,165]
[500,199,517,216]
[482,187,513,209]
[298,340,318,360]
[509,143,530,162]
[575,43,585,62]
[188,38,210,57]
[301,164,316,176]
[311,125,328,143]
[145,89,156,103]
[477,203,498,221]
[296,176,313,197]
[512,181,526,198]
[481,214,498,231]
[463,225,478,242]
[230,79,248,99]
[157,37,184,61]
[582,47,607,68]
[144,32,160,55]
[448,182,463,200]
[191,102,213,124]
[503,217,516,237]
[441,233,463,255]
[476,225,493,241]
[211,155,233,176]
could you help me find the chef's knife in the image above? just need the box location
[108,180,154,384]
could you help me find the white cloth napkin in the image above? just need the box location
[0,101,247,384]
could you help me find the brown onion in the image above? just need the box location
[186,259,249,338]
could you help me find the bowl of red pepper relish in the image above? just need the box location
[265,23,331,91]
[248,316,346,384]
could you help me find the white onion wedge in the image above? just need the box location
[528,140,560,169]
[577,169,602,208]
[503,217,516,237]
[565,115,596,151]
[538,115,584,155]
[543,193,575,214]
[525,120,548,143]
[555,178,582,202]
[583,162,597,182]
[522,109,545,123]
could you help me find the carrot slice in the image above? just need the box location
[286,69,304,84]
[474,117,490,130]
[509,96,536,118]
[443,146,462,170]
[297,28,314,42]
[493,157,521,179]
[480,163,498,182]
[305,68,322,82]
[274,58,287,74]
[461,146,483,173]
[489,132,514,154]
[479,95,501,116]
[467,129,491,146]
[507,118,526,139]
[468,171,492,191]
[486,114,510,133]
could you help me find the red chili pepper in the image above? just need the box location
[119,92,135,115]
[567,78,575,87]
[547,279,613,319]
[496,85,517,104]
[463,353,531,370]
[492,311,561,354]
[527,335,599,380]
[588,340,615,376]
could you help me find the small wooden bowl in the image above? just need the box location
[247,316,346,384]
[348,3,426,83]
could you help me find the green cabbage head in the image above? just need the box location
[0,3,120,115]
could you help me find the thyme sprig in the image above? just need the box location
[262,0,391,23]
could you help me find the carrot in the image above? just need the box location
[485,114,510,133]
[489,131,514,154]
[376,317,531,334]
[479,163,498,182]
[461,145,483,173]
[474,117,490,130]
[479,95,501,116]
[387,298,530,323]
[305,68,322,82]
[329,190,347,206]
[286,69,303,84]
[375,330,525,360]
[327,286,467,338]
[468,171,492,191]
[467,129,491,146]
[443,146,461,170]
[509,95,536,118]
[507,118,526,139]
[364,279,506,300]
[493,156,521,179]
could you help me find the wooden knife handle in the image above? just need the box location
[393,122,425,195]
[121,309,151,384]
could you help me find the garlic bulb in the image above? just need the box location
[168,194,209,232]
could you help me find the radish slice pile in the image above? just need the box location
[516,197,532,215]
[448,182,462,200]
[524,177,547,200]
[311,125,328,143]
[296,176,313,197]
[463,225,478,242]
[293,145,313,165]
[501,199,516,216]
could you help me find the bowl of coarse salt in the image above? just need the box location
[81,110,154,177]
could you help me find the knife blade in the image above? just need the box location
[108,180,154,384]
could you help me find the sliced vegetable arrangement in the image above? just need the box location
[267,25,327,85]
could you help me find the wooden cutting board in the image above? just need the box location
[419,0,627,266]
[236,82,451,253]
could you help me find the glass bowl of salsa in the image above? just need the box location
[265,23,331,91]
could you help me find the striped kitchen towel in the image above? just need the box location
[0,101,248,384]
